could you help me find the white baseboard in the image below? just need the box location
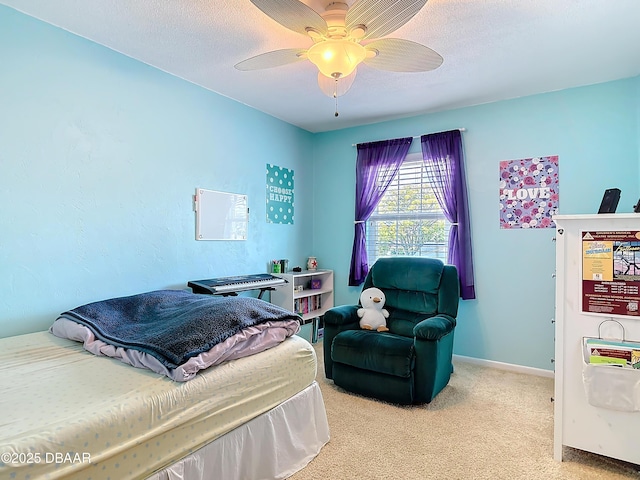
[453,354,554,378]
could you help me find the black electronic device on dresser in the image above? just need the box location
[598,188,621,213]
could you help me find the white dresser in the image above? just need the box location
[554,214,640,464]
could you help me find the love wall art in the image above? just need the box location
[499,155,559,229]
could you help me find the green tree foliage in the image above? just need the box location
[373,184,447,257]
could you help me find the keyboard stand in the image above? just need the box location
[189,284,276,299]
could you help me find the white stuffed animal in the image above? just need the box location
[357,287,390,332]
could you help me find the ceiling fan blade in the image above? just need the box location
[346,0,428,40]
[234,48,308,71]
[250,0,327,37]
[363,38,442,72]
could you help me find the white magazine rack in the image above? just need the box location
[582,320,640,412]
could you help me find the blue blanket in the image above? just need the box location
[60,290,301,369]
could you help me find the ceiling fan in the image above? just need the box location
[235,0,443,115]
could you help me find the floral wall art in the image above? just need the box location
[499,155,559,229]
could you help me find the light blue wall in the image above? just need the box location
[3,6,640,372]
[0,6,314,338]
[312,77,640,371]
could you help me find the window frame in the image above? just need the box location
[366,152,450,266]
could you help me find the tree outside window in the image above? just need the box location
[366,154,449,265]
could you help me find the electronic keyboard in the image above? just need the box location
[188,273,286,297]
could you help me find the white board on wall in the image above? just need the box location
[195,188,248,240]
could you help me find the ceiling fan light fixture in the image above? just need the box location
[307,39,366,79]
[317,69,357,98]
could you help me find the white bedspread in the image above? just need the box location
[0,331,317,480]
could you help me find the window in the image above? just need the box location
[366,153,450,266]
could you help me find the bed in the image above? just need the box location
[0,290,330,480]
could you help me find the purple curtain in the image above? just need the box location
[421,130,476,299]
[348,137,413,286]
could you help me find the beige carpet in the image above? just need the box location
[290,343,640,480]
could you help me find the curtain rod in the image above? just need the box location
[351,128,466,147]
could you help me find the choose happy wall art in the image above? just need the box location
[499,155,559,229]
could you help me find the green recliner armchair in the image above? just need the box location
[323,257,459,405]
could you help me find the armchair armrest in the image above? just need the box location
[323,305,360,328]
[323,305,360,380]
[413,314,456,341]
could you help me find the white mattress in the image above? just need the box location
[0,331,318,480]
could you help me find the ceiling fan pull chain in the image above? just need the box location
[334,78,339,117]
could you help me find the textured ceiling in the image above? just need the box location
[3,0,640,133]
